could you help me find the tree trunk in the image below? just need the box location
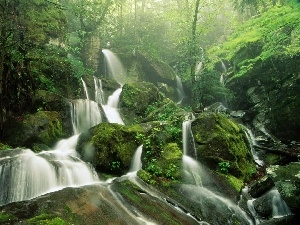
[190,0,200,83]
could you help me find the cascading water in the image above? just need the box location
[241,187,292,225]
[102,49,126,85]
[0,135,99,206]
[176,75,185,104]
[181,114,254,225]
[70,99,102,134]
[129,145,143,173]
[81,77,90,100]
[0,76,106,206]
[94,76,104,105]
[102,88,124,125]
[99,49,126,125]
[220,61,226,86]
[243,127,264,167]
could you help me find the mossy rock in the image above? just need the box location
[1,111,64,150]
[267,162,300,211]
[119,81,163,123]
[77,122,144,175]
[192,112,256,184]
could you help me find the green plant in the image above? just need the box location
[218,161,231,174]
[0,212,16,223]
[146,159,162,176]
[165,163,178,180]
[110,161,121,171]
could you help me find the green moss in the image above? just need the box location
[0,143,12,150]
[77,123,144,175]
[0,212,16,223]
[209,5,300,81]
[137,170,157,185]
[220,174,244,192]
[192,112,256,183]
[28,213,67,225]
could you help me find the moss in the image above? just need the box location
[2,111,64,149]
[77,122,144,175]
[0,212,16,223]
[220,174,244,192]
[0,143,12,150]
[28,213,68,225]
[192,112,256,183]
[137,170,157,185]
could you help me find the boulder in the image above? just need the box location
[1,111,64,150]
[76,122,144,175]
[267,162,300,211]
[191,112,256,190]
[119,81,163,124]
[33,90,73,136]
[248,176,275,198]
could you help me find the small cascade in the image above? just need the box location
[182,114,196,158]
[0,135,99,206]
[129,145,143,173]
[181,114,254,224]
[176,75,185,104]
[102,88,124,125]
[271,189,292,218]
[220,61,226,86]
[94,76,104,104]
[70,99,102,134]
[182,114,203,186]
[243,127,264,166]
[102,49,126,85]
[81,77,90,100]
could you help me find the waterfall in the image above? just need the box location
[70,99,102,134]
[220,61,226,86]
[129,145,143,173]
[0,135,99,206]
[99,87,124,125]
[94,76,104,105]
[271,189,292,218]
[102,49,126,85]
[176,75,185,104]
[81,77,90,100]
[182,115,196,158]
[243,127,264,166]
[182,114,203,186]
[181,115,254,224]
[0,78,106,206]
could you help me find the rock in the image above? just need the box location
[267,162,300,211]
[259,215,300,225]
[1,111,64,150]
[76,122,144,175]
[33,90,73,136]
[253,189,274,218]
[119,82,163,124]
[248,176,275,198]
[0,180,201,225]
[191,112,257,190]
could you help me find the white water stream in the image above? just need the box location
[0,135,99,206]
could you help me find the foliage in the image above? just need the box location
[28,213,67,225]
[0,212,16,223]
[209,4,300,82]
[218,161,231,174]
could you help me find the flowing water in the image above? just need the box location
[176,75,185,104]
[102,87,124,125]
[0,135,99,206]
[70,99,102,134]
[181,116,254,225]
[102,49,126,85]
[243,127,264,166]
[129,145,143,173]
